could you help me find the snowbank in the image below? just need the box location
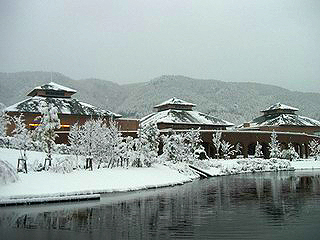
[191,158,293,176]
[291,159,320,170]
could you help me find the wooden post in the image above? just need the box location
[44,156,52,170]
[86,157,93,171]
[17,158,27,173]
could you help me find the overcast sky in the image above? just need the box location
[1,0,319,92]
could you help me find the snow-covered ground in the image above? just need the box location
[0,148,196,202]
[1,147,320,204]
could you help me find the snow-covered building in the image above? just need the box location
[238,103,320,135]
[140,97,234,130]
[5,82,122,143]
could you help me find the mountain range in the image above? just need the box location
[1,71,320,125]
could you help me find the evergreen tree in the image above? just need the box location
[269,131,281,158]
[281,143,299,161]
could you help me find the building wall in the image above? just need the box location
[6,111,111,138]
[199,130,319,159]
[116,118,139,131]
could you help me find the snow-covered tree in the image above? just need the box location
[34,101,60,169]
[184,128,205,160]
[104,120,124,168]
[220,140,235,159]
[235,142,242,156]
[68,122,82,167]
[11,114,32,159]
[161,131,186,163]
[254,141,264,158]
[269,131,281,158]
[133,122,160,167]
[161,129,204,163]
[281,143,299,161]
[0,159,19,185]
[0,103,7,134]
[78,118,106,168]
[72,118,128,169]
[0,104,11,148]
[308,139,320,160]
[212,131,222,159]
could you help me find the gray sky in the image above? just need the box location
[1,0,320,92]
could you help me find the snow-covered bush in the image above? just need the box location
[269,131,281,158]
[281,143,299,161]
[220,158,291,175]
[0,159,19,185]
[220,140,235,159]
[212,131,222,159]
[254,141,264,158]
[0,136,13,148]
[308,139,320,160]
[49,157,74,174]
[54,144,71,155]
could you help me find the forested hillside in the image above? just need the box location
[1,72,319,125]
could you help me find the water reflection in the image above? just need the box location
[1,171,320,239]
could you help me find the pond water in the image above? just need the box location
[1,170,320,240]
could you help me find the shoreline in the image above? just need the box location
[1,148,320,206]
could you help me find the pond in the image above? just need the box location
[1,170,320,240]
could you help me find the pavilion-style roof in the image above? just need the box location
[141,98,234,128]
[27,82,77,98]
[5,82,121,118]
[240,102,320,128]
[261,102,299,115]
[154,97,196,112]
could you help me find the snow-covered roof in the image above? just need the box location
[261,102,299,113]
[140,109,234,128]
[154,97,196,108]
[241,114,320,128]
[27,82,77,96]
[5,96,121,118]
